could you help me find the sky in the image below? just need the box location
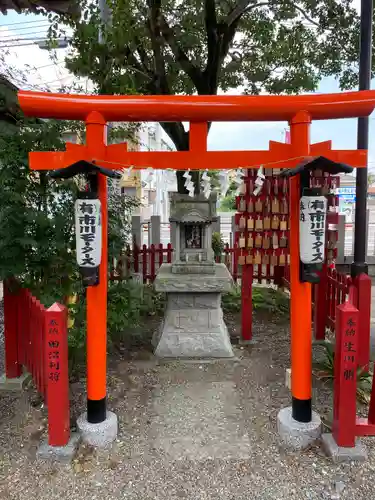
[0,0,373,171]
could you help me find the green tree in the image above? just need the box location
[0,117,139,299]
[48,0,360,193]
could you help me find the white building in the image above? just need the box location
[61,122,178,221]
[138,123,177,222]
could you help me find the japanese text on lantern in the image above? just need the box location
[74,199,102,268]
[299,195,327,264]
[48,319,61,382]
[343,316,357,382]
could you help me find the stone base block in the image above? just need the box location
[154,264,234,359]
[277,406,322,450]
[154,264,233,293]
[154,304,234,358]
[37,433,80,463]
[77,411,118,448]
[0,372,31,392]
[172,261,216,275]
[321,433,367,462]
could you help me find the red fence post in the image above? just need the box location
[142,244,148,283]
[150,244,156,282]
[241,264,253,342]
[158,243,163,269]
[232,245,238,284]
[3,282,22,379]
[167,243,173,263]
[314,264,328,340]
[45,303,70,447]
[133,243,139,273]
[17,288,26,368]
[332,299,359,448]
[353,273,371,372]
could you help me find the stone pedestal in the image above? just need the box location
[154,263,234,358]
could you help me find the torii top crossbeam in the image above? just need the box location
[17,90,375,172]
[18,90,375,122]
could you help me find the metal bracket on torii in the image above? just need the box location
[49,159,122,196]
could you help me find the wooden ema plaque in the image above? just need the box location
[234,169,340,283]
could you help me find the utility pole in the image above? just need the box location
[352,0,373,277]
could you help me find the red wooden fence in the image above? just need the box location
[111,242,291,286]
[110,243,361,341]
[3,283,70,447]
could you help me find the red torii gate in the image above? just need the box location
[18,89,374,427]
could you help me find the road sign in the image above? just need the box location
[336,187,356,204]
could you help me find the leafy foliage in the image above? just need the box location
[0,116,139,298]
[63,280,165,372]
[212,231,225,258]
[219,178,238,211]
[0,120,78,297]
[47,0,362,192]
[222,284,289,317]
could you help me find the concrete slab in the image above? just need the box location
[77,411,118,448]
[154,264,233,293]
[277,406,322,450]
[0,372,31,392]
[37,433,80,463]
[321,433,367,462]
[149,380,251,461]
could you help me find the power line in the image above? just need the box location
[0,22,50,33]
[0,30,51,40]
[0,36,53,43]
[0,18,50,26]
[0,36,70,49]
[29,60,65,71]
[0,41,40,49]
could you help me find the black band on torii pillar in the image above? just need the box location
[292,397,312,423]
[87,397,106,423]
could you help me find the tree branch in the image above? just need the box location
[134,36,153,74]
[203,0,220,93]
[160,122,188,151]
[147,0,171,94]
[205,0,218,60]
[123,46,151,80]
[158,15,206,93]
[226,0,320,28]
[225,1,268,26]
[287,1,320,27]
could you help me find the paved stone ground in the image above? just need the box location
[1,316,375,500]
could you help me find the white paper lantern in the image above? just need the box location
[299,195,327,264]
[75,199,102,268]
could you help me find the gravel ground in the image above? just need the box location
[1,313,375,500]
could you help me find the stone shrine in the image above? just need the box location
[153,193,234,358]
